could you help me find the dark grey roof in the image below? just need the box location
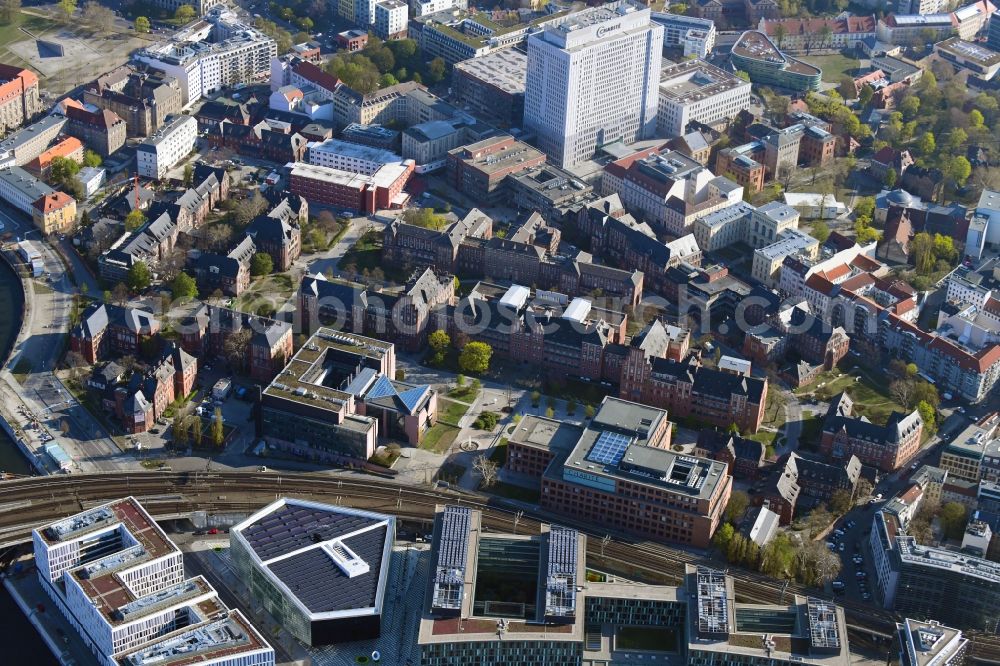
[240,502,383,561]
[650,358,766,404]
[266,525,387,614]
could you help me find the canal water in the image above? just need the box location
[0,255,57,663]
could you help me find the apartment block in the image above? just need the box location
[136,115,197,180]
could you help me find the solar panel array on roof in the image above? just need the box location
[544,526,579,618]
[432,506,471,612]
[267,526,387,614]
[587,430,633,466]
[240,503,378,561]
[807,597,841,650]
[696,566,730,636]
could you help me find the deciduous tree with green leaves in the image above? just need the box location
[126,261,150,293]
[170,271,197,301]
[250,252,273,276]
[135,16,150,33]
[125,209,145,231]
[174,4,195,21]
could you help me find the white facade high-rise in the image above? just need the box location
[524,1,663,169]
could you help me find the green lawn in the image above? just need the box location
[421,423,460,453]
[448,385,478,402]
[801,53,862,83]
[437,398,470,426]
[796,367,906,425]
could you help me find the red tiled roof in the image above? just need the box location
[32,191,74,213]
[604,145,665,179]
[820,263,851,282]
[291,59,340,94]
[804,273,836,295]
[760,15,875,35]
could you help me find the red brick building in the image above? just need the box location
[507,398,732,548]
[620,356,768,433]
[289,160,413,214]
[819,392,923,472]
[70,304,160,364]
[180,304,293,384]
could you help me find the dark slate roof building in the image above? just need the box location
[230,498,396,647]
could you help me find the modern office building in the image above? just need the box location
[524,1,664,168]
[935,37,1000,80]
[421,527,852,666]
[135,7,277,106]
[897,618,968,666]
[657,59,752,137]
[446,134,546,205]
[230,498,396,646]
[685,565,851,666]
[259,327,438,459]
[651,12,716,57]
[452,48,527,128]
[731,30,822,92]
[136,115,197,180]
[32,497,274,666]
[507,397,733,547]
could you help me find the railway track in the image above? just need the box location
[0,472,997,662]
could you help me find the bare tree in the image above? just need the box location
[473,454,498,489]
[64,350,87,379]
[119,355,137,375]
[112,282,129,306]
[854,477,874,501]
[890,379,914,409]
[223,328,252,371]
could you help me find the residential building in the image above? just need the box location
[524,1,664,168]
[0,165,78,234]
[730,30,822,92]
[792,452,862,507]
[821,392,922,472]
[136,115,197,180]
[657,59,751,137]
[411,0,467,16]
[33,497,274,666]
[510,396,733,547]
[0,114,67,166]
[0,63,41,135]
[65,106,127,157]
[135,8,277,106]
[289,160,413,214]
[897,619,968,666]
[452,49,527,128]
[651,12,716,57]
[374,0,408,40]
[446,135,546,206]
[230,499,395,646]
